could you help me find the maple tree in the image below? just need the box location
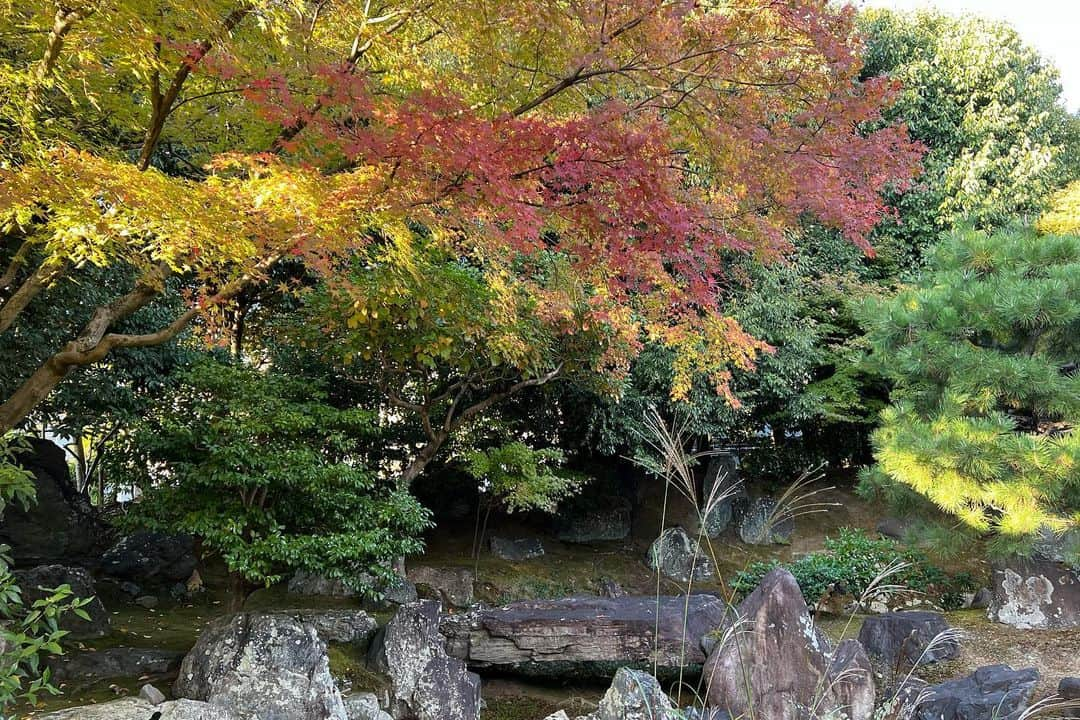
[0,0,922,466]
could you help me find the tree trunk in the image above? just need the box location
[227,571,255,613]
[397,433,449,488]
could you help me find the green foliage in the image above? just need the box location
[462,442,584,515]
[861,226,1080,551]
[859,9,1075,269]
[0,440,90,717]
[731,528,975,610]
[115,360,430,594]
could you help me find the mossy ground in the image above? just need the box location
[10,483,1066,719]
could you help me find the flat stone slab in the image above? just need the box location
[440,594,729,674]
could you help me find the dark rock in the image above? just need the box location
[592,667,673,720]
[1032,526,1080,566]
[380,576,418,605]
[969,587,993,610]
[51,647,184,683]
[37,698,237,719]
[174,613,346,720]
[119,581,141,597]
[913,665,1039,720]
[556,495,632,543]
[598,579,625,599]
[440,594,731,675]
[288,570,358,598]
[490,536,545,561]
[371,600,479,720]
[100,531,196,586]
[988,556,1080,628]
[1059,676,1080,700]
[413,655,481,720]
[135,595,159,609]
[15,565,109,639]
[140,684,167,705]
[408,565,474,608]
[702,453,745,538]
[0,438,109,566]
[737,497,794,545]
[703,568,874,720]
[646,526,714,582]
[284,609,378,646]
[876,517,912,541]
[857,611,958,675]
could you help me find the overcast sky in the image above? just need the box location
[857,0,1079,112]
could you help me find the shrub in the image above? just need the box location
[731,528,975,610]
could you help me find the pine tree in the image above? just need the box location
[860,226,1080,557]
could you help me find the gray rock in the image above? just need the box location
[140,683,168,705]
[1059,676,1080,700]
[556,496,632,543]
[737,497,794,545]
[381,576,418,605]
[51,647,185,683]
[174,612,347,720]
[703,568,874,720]
[285,609,378,646]
[37,698,237,719]
[344,692,392,720]
[0,438,109,566]
[857,611,958,675]
[490,536,545,561]
[15,565,110,639]
[371,600,479,720]
[876,517,912,542]
[100,531,196,586]
[988,556,1080,628]
[1032,526,1080,567]
[646,526,714,583]
[288,570,359,598]
[593,668,673,720]
[136,594,159,609]
[542,712,571,720]
[969,587,993,610]
[408,565,475,608]
[702,454,745,538]
[913,665,1039,720]
[440,594,731,675]
[413,655,481,720]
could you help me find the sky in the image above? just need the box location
[857,0,1080,112]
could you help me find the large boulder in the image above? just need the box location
[591,667,674,720]
[174,612,347,720]
[557,495,632,543]
[99,531,197,588]
[289,570,359,598]
[988,556,1080,629]
[15,564,109,639]
[737,497,794,545]
[912,665,1039,720]
[0,438,108,566]
[646,526,714,583]
[370,600,480,720]
[703,568,874,720]
[857,611,958,675]
[51,647,184,684]
[284,609,378,647]
[1059,676,1080,700]
[37,698,238,720]
[408,565,475,608]
[441,594,731,676]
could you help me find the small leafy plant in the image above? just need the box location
[1,437,90,717]
[731,528,975,610]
